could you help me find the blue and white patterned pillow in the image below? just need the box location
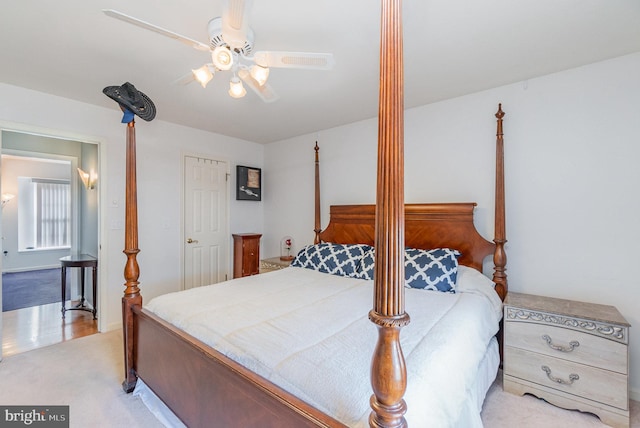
[405,248,460,292]
[291,243,372,278]
[356,247,461,292]
[355,248,376,280]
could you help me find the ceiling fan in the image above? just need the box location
[102,1,334,102]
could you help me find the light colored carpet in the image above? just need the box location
[0,331,637,427]
[0,330,162,428]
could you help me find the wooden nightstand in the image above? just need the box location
[503,292,630,428]
[232,233,261,278]
[260,257,292,273]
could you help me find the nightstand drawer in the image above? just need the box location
[505,321,627,374]
[504,346,628,410]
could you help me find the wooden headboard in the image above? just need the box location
[313,104,508,303]
[318,203,495,272]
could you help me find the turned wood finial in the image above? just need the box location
[493,104,508,300]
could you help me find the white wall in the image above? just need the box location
[264,52,640,398]
[79,141,99,258]
[0,82,265,332]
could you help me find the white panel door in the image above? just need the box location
[183,156,228,289]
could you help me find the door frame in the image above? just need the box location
[181,151,231,290]
[0,120,107,357]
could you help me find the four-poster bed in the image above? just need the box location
[117,1,508,427]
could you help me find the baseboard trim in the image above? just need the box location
[2,265,59,274]
[106,322,122,333]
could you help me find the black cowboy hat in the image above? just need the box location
[103,82,156,121]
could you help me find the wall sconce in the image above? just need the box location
[77,168,97,190]
[1,193,15,208]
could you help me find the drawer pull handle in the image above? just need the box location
[541,366,579,385]
[542,335,579,352]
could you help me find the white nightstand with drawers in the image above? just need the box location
[259,257,292,273]
[503,292,630,428]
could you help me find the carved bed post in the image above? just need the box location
[314,142,322,244]
[369,1,409,427]
[122,119,142,392]
[492,104,508,300]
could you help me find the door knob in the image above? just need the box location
[186,238,199,244]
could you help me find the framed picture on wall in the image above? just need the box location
[236,165,261,201]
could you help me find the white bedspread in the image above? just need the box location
[145,266,502,427]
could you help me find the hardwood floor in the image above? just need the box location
[2,300,98,357]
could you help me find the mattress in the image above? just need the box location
[141,266,503,427]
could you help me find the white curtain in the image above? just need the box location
[35,180,70,248]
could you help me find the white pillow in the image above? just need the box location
[456,265,503,320]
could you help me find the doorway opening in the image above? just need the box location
[1,130,100,356]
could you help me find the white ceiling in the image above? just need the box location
[1,1,639,144]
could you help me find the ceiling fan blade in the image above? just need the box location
[252,51,335,70]
[221,0,253,50]
[238,69,278,103]
[102,9,211,52]
[173,71,196,86]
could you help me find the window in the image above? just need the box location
[18,177,71,251]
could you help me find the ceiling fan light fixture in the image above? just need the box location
[228,76,246,98]
[212,46,233,71]
[192,65,214,88]
[103,8,334,104]
[249,64,269,86]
